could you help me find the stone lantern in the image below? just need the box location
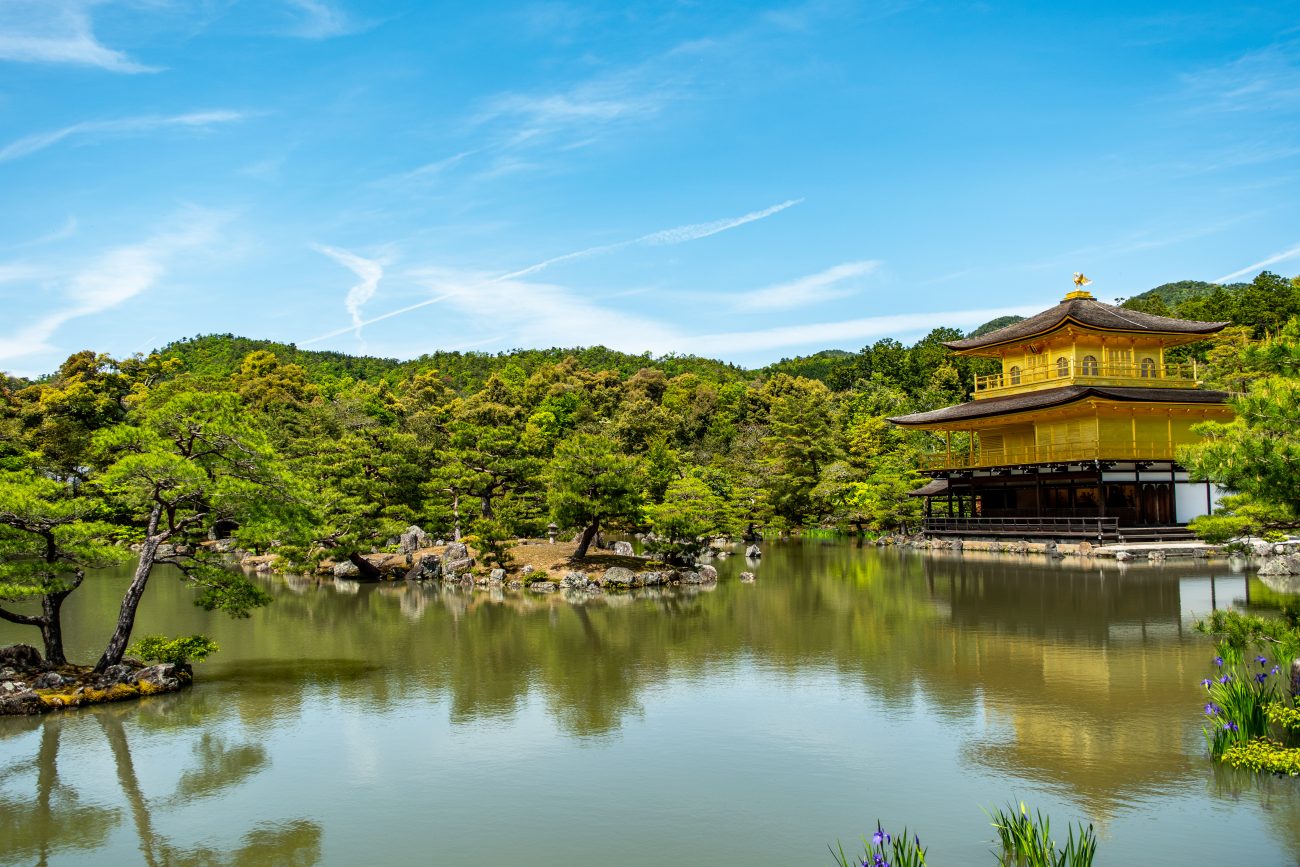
[547,522,559,544]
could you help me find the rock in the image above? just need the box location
[951,539,964,551]
[400,525,432,554]
[1258,555,1300,577]
[507,581,523,590]
[709,537,730,550]
[96,664,135,687]
[528,581,557,593]
[444,557,475,574]
[739,571,756,582]
[677,570,705,584]
[333,560,361,579]
[0,644,44,673]
[560,571,590,589]
[129,663,183,692]
[745,545,762,558]
[698,565,718,582]
[603,567,637,586]
[611,540,635,556]
[1076,541,1093,557]
[717,551,729,559]
[489,568,506,584]
[639,571,667,586]
[1115,551,1132,562]
[521,564,535,575]
[32,672,65,689]
[0,689,43,715]
[1148,550,1166,562]
[404,554,443,582]
[571,531,606,548]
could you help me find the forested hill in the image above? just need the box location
[159,329,995,396]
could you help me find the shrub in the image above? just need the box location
[466,519,513,571]
[128,634,219,666]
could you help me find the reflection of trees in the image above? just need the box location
[0,716,119,866]
[0,707,321,867]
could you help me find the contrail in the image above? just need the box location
[299,198,803,346]
[1215,242,1300,283]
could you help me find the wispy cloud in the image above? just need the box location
[300,199,802,346]
[3,216,78,250]
[0,209,226,362]
[1181,42,1300,114]
[311,244,386,342]
[282,0,366,39]
[695,306,1044,356]
[0,110,247,163]
[0,0,157,73]
[742,259,879,311]
[1215,243,1300,283]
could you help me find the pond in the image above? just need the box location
[2,542,1298,865]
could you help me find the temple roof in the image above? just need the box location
[888,385,1230,427]
[907,478,949,497]
[944,294,1229,352]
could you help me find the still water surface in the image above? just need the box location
[2,542,1299,865]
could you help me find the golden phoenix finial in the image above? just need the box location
[1073,272,1092,288]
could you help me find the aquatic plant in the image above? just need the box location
[987,802,1096,867]
[1220,738,1300,775]
[829,805,1096,867]
[1194,609,1300,761]
[830,820,928,867]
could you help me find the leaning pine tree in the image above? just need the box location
[0,470,124,665]
[546,433,642,559]
[90,381,310,674]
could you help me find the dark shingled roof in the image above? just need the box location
[907,478,949,497]
[945,296,1228,351]
[888,385,1230,427]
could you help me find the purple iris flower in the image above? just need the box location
[1219,675,1232,684]
[1256,673,1269,684]
[1200,678,1213,688]
[1271,666,1281,676]
[1214,656,1224,667]
[1224,721,1239,732]
[1256,656,1269,666]
[1205,703,1221,716]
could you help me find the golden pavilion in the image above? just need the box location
[888,285,1234,542]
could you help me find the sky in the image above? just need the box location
[2,0,1300,376]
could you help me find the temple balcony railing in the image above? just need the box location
[918,441,1178,471]
[972,361,1201,398]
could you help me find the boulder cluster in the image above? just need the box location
[0,644,190,717]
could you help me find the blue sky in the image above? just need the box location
[2,1,1300,376]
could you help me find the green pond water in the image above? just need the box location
[2,542,1299,866]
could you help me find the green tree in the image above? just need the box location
[1184,319,1300,540]
[547,433,642,558]
[90,382,307,672]
[759,375,839,529]
[643,472,733,564]
[0,470,123,664]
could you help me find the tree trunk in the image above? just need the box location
[39,590,72,667]
[95,507,162,674]
[573,520,600,559]
[348,552,383,581]
[480,493,494,520]
[452,492,462,541]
